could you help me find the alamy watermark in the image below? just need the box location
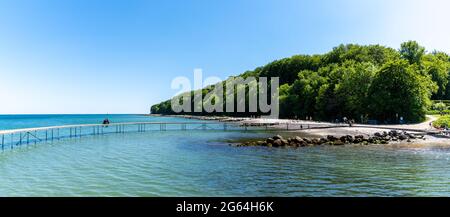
[170,69,279,119]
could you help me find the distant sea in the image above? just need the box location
[0,114,186,130]
[1,114,450,196]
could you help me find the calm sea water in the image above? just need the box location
[1,114,450,196]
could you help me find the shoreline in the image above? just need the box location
[148,114,450,145]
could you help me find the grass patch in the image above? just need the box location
[432,115,450,128]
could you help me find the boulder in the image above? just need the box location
[355,135,364,140]
[327,135,338,141]
[408,134,416,139]
[346,135,354,143]
[294,136,303,143]
[319,138,328,144]
[389,130,399,137]
[273,135,283,140]
[298,140,307,147]
[353,138,362,143]
[398,135,408,140]
[273,139,283,147]
[333,140,344,146]
[312,138,321,145]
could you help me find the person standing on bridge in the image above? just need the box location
[103,118,110,127]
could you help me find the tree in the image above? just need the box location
[399,41,425,65]
[368,60,436,123]
[433,102,447,115]
[279,83,295,118]
[289,70,327,119]
[423,54,449,99]
[334,61,376,120]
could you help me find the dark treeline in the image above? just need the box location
[151,41,450,123]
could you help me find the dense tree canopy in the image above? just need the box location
[368,60,436,122]
[151,42,450,123]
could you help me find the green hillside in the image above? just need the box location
[151,41,450,123]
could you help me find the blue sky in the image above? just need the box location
[0,0,449,114]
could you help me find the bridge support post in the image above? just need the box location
[160,123,165,131]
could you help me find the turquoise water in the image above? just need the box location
[0,114,188,130]
[1,115,450,196]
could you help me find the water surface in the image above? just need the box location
[0,115,449,196]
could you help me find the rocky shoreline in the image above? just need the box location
[234,130,426,147]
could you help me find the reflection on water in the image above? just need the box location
[1,130,450,196]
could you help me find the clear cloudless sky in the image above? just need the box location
[0,0,449,114]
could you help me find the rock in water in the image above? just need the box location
[294,136,303,143]
[273,135,283,140]
[327,135,338,141]
[398,135,408,140]
[333,140,344,146]
[273,139,283,147]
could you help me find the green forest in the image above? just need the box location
[151,41,450,123]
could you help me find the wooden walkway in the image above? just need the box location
[0,121,304,151]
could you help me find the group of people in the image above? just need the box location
[335,117,355,126]
[102,118,110,125]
